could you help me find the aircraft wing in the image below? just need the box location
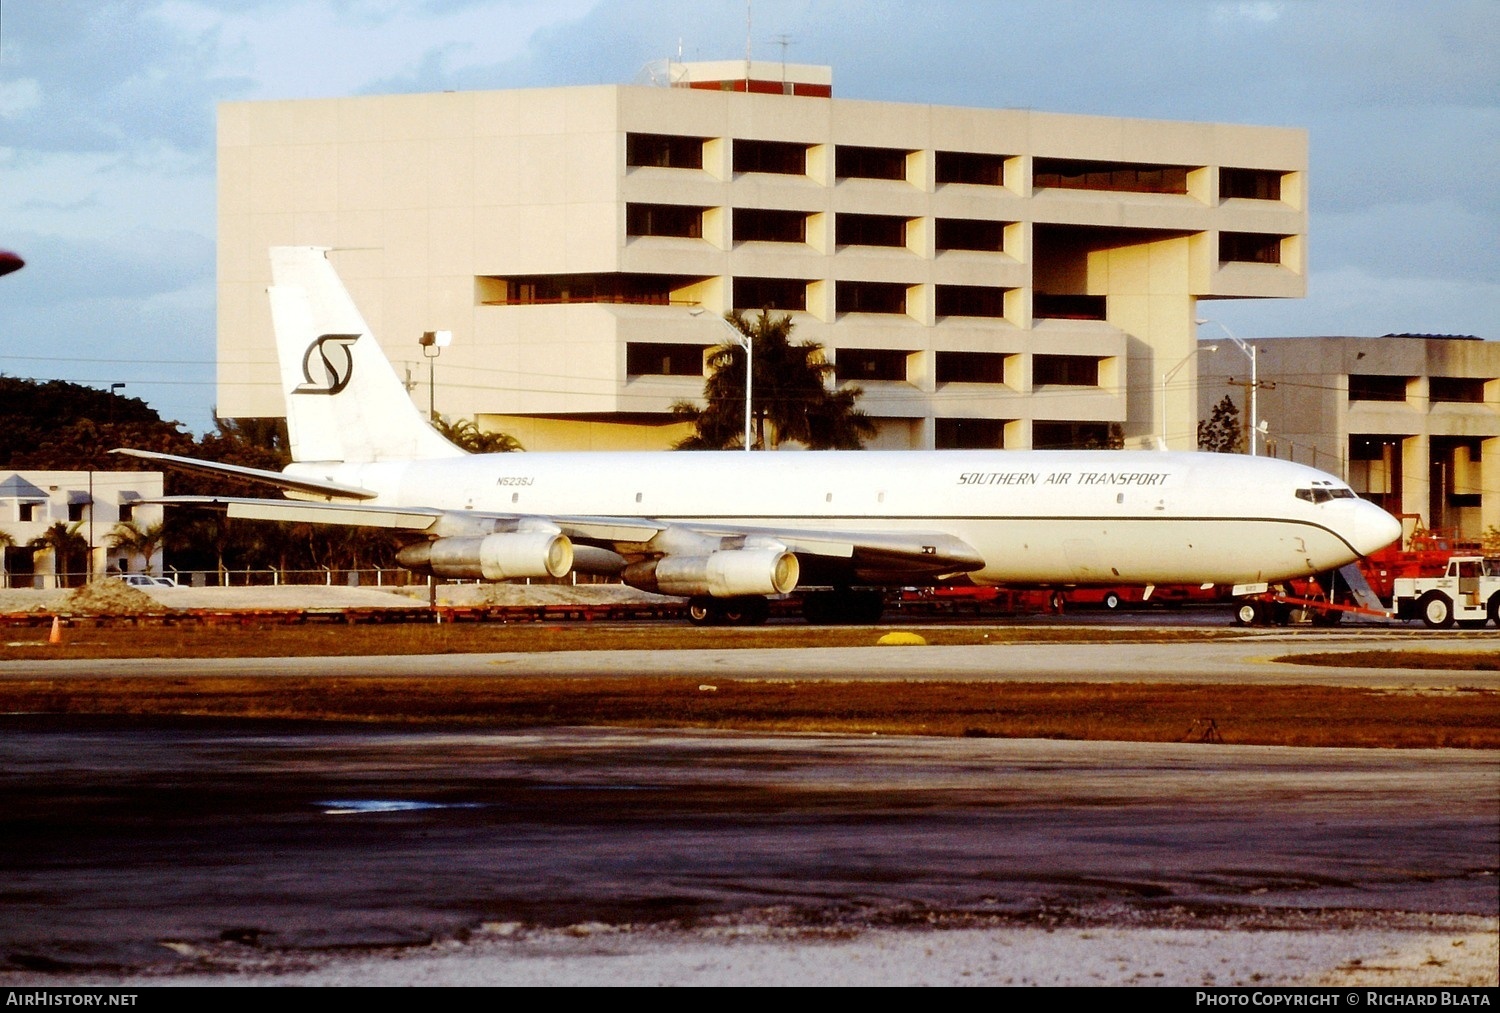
[152,496,446,531]
[146,494,984,584]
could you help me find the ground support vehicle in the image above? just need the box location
[1390,556,1500,629]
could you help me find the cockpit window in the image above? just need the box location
[1296,485,1357,504]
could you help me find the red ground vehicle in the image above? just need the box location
[1062,584,1226,611]
[896,582,1226,616]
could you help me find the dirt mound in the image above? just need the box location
[61,580,168,616]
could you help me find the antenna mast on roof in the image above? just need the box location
[772,33,792,88]
[744,1,752,88]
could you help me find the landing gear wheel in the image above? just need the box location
[1418,591,1455,629]
[687,597,718,627]
[1102,591,1122,611]
[719,596,770,626]
[1234,601,1265,626]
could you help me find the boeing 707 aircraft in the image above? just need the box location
[118,246,1402,624]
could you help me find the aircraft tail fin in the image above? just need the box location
[268,246,464,464]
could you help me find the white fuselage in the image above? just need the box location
[292,449,1401,587]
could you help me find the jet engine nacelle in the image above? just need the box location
[396,532,573,581]
[622,548,800,598]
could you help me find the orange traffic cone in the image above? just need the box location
[48,615,62,645]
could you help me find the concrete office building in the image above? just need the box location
[217,61,1307,451]
[1198,335,1500,545]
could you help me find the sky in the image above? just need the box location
[1,0,1496,433]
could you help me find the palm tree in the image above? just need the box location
[431,416,523,453]
[107,518,168,576]
[672,310,876,450]
[0,528,14,589]
[27,521,90,588]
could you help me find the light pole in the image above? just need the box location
[690,308,753,451]
[418,330,452,421]
[1197,318,1258,456]
[1160,344,1216,449]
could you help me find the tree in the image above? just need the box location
[0,376,195,472]
[0,528,13,589]
[431,416,523,453]
[671,310,876,450]
[107,518,168,575]
[1198,395,1243,453]
[27,521,90,588]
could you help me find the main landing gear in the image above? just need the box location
[685,595,770,627]
[684,590,889,626]
[799,590,886,625]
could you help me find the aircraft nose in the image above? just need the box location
[1350,499,1403,557]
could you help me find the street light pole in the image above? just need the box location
[418,330,452,421]
[1197,318,1258,456]
[691,309,753,451]
[1160,344,1216,449]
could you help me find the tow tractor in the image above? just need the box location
[1391,555,1500,628]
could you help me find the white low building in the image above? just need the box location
[0,470,165,588]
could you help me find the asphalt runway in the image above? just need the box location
[3,627,1497,688]
[0,624,1495,985]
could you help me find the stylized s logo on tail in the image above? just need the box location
[295,334,359,395]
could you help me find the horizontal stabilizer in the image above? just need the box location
[111,448,376,501]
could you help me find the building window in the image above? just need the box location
[936,352,1007,385]
[626,343,705,377]
[1033,355,1100,387]
[935,218,1007,253]
[1348,374,1410,403]
[936,151,1005,186]
[835,349,908,383]
[936,418,1007,449]
[1033,158,1190,195]
[19,503,36,522]
[1220,167,1283,201]
[480,273,682,306]
[733,208,809,244]
[1219,232,1284,264]
[936,285,1008,318]
[835,144,909,181]
[733,277,808,312]
[1429,377,1488,404]
[626,203,705,238]
[626,133,705,169]
[67,501,88,522]
[1033,422,1117,449]
[733,139,807,175]
[836,281,907,315]
[1034,293,1106,320]
[119,503,135,523]
[836,213,906,248]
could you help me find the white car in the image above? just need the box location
[115,574,177,587]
